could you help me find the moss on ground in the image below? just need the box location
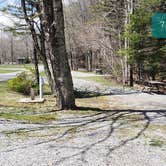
[0,64,34,69]
[0,69,20,74]
[0,113,57,124]
[0,81,112,124]
[149,138,165,147]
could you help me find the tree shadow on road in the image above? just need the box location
[2,106,166,165]
[74,88,142,99]
[52,107,166,165]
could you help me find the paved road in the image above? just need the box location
[0,65,107,82]
[0,72,20,82]
[0,66,26,82]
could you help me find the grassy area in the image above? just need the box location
[0,69,19,74]
[0,81,110,123]
[0,113,57,124]
[149,138,165,147]
[0,81,56,123]
[0,82,24,106]
[40,71,46,77]
[1,81,166,147]
[76,76,122,87]
[0,64,34,69]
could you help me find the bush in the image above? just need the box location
[8,72,34,95]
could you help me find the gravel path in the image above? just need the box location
[109,93,166,110]
[0,110,166,166]
[0,71,166,166]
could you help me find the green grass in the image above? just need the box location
[0,64,34,69]
[40,71,46,77]
[76,76,122,87]
[0,69,19,74]
[149,138,165,147]
[43,84,52,95]
[0,80,111,124]
[0,81,58,124]
[0,112,57,124]
[1,80,166,144]
[0,81,8,91]
[0,81,24,106]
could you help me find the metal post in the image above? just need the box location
[39,76,44,99]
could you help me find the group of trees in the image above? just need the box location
[122,0,166,84]
[64,0,166,85]
[0,0,165,109]
[0,33,32,64]
[1,0,76,110]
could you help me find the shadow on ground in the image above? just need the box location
[53,108,166,165]
[1,106,166,165]
[74,88,141,98]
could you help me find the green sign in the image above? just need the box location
[152,13,166,38]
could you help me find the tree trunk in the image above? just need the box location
[10,36,14,64]
[42,0,76,110]
[88,50,93,72]
[33,45,39,87]
[21,0,56,95]
[129,64,134,87]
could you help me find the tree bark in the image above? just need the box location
[33,44,39,87]
[129,64,134,87]
[42,0,76,110]
[21,0,56,94]
[10,36,14,64]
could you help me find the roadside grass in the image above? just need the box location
[0,81,24,107]
[0,113,57,124]
[0,81,57,123]
[1,80,166,146]
[0,81,110,123]
[0,64,34,69]
[0,69,19,74]
[1,81,166,146]
[40,71,46,77]
[76,95,109,109]
[149,138,165,147]
[74,70,89,73]
[2,127,61,138]
[76,76,122,87]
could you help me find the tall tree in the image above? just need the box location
[123,0,166,81]
[41,0,76,110]
[10,35,14,64]
[20,0,55,94]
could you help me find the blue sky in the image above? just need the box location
[0,0,20,28]
[0,0,72,28]
[0,0,8,7]
[0,0,16,7]
[0,0,71,7]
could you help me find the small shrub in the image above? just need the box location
[8,72,34,95]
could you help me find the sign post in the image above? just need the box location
[152,13,166,38]
[39,76,44,99]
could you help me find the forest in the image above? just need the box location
[0,0,165,80]
[0,0,165,109]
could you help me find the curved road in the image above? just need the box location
[0,72,20,82]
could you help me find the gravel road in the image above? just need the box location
[0,109,166,166]
[0,70,166,166]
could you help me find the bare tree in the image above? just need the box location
[41,0,76,110]
[21,0,55,94]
